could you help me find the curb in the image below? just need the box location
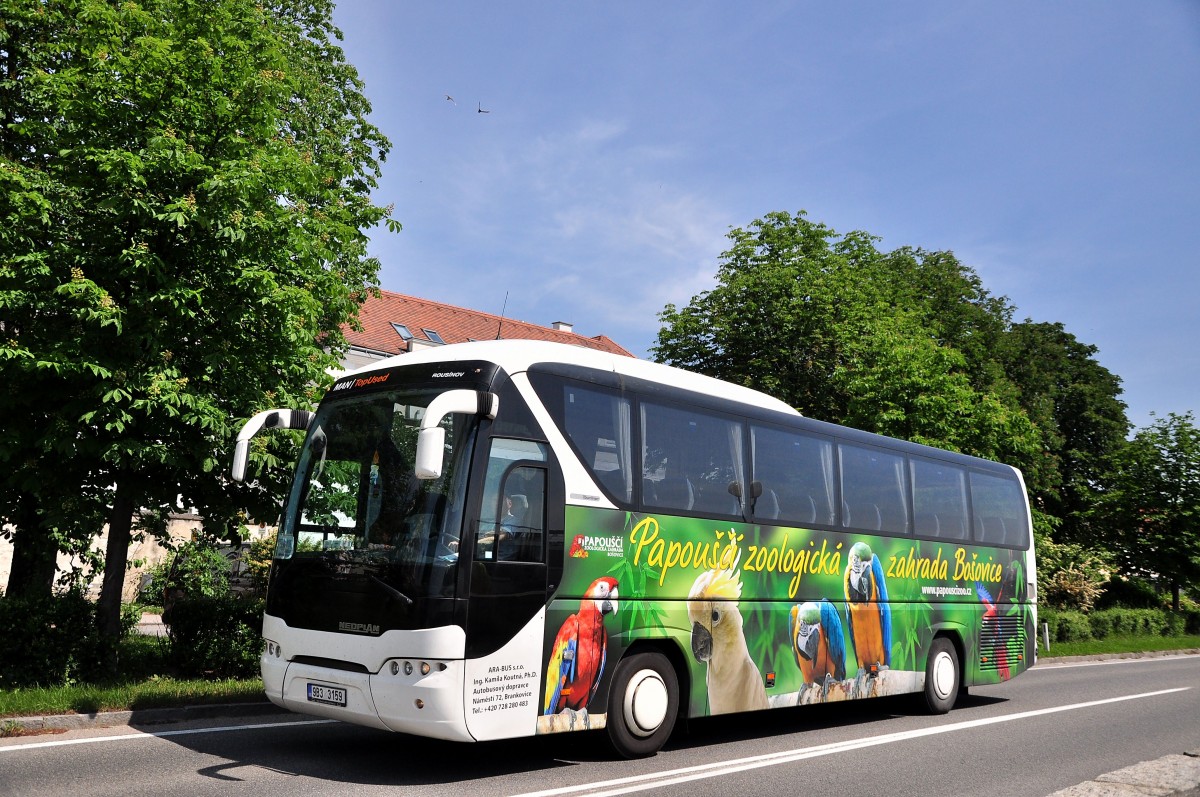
[1046,750,1200,797]
[6,701,288,733]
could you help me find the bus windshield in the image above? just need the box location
[275,387,475,603]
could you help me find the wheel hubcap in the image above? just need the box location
[624,669,668,737]
[931,651,955,700]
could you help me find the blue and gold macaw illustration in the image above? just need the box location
[790,599,847,701]
[844,541,891,695]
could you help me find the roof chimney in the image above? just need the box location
[551,321,574,334]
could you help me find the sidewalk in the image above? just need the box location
[1045,750,1200,797]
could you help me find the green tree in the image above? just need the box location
[0,0,392,647]
[1096,413,1200,610]
[997,321,1129,543]
[653,210,1044,476]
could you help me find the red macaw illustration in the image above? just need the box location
[543,576,619,715]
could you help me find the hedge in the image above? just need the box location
[1040,606,1200,643]
[166,595,265,678]
[0,592,138,688]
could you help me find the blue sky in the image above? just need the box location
[330,1,1199,430]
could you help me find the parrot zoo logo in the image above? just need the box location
[570,533,624,559]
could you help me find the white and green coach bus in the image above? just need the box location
[232,340,1036,757]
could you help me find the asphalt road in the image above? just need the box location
[2,655,1197,797]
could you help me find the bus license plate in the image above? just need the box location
[307,683,347,707]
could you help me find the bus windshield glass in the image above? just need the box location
[275,387,475,600]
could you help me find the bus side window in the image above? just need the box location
[562,385,632,504]
[750,424,835,527]
[910,457,969,541]
[642,401,743,517]
[970,471,1028,547]
[475,439,548,562]
[840,443,910,536]
[502,468,546,563]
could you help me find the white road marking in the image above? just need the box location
[509,688,1191,797]
[0,718,336,753]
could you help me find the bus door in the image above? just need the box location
[464,438,552,740]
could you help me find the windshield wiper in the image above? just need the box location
[370,575,414,606]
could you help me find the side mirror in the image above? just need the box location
[414,390,498,479]
[231,409,314,482]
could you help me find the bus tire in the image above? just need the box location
[606,651,679,758]
[922,637,960,714]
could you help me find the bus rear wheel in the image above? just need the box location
[606,652,679,758]
[922,637,960,714]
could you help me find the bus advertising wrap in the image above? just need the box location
[537,506,1034,734]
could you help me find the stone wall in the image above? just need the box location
[1,513,203,601]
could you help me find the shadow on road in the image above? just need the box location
[136,691,1011,786]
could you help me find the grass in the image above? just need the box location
[0,633,265,719]
[0,677,266,718]
[1040,634,1200,659]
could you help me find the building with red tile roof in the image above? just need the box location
[341,290,633,371]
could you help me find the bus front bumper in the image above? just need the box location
[263,652,474,741]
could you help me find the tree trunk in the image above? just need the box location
[96,476,137,657]
[5,496,57,599]
[1172,581,1181,612]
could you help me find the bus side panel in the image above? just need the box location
[532,505,1032,728]
[463,607,547,741]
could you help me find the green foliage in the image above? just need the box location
[996,322,1129,544]
[1094,413,1200,609]
[245,531,278,593]
[652,210,1141,604]
[1087,608,1168,639]
[1036,536,1113,612]
[1040,609,1093,643]
[146,540,233,610]
[165,596,265,678]
[653,210,1048,490]
[0,592,136,688]
[0,0,392,627]
[1097,576,1163,610]
[1040,606,1200,644]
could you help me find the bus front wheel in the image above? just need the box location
[606,651,679,758]
[922,637,960,714]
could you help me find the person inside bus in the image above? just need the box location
[469,492,528,561]
[494,493,527,560]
